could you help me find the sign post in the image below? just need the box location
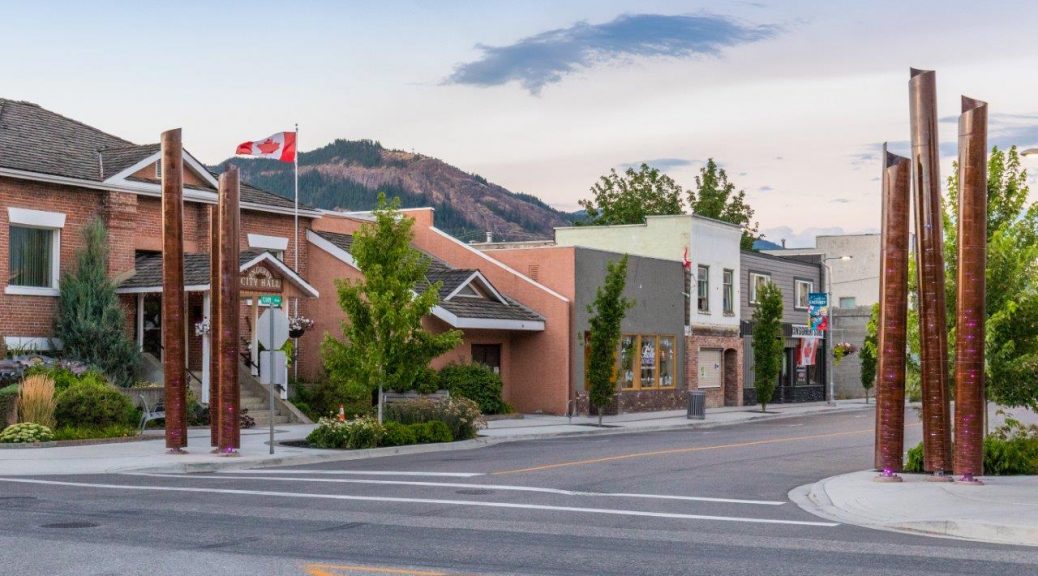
[259,294,283,454]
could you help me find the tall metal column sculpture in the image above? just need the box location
[954,96,988,483]
[874,144,911,480]
[218,167,242,453]
[908,68,952,476]
[209,206,222,448]
[161,129,188,452]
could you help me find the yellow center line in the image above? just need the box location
[492,427,879,475]
[303,562,474,576]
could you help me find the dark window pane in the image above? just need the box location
[8,226,52,288]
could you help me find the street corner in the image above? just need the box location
[790,470,1038,547]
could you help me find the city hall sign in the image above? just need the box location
[240,264,282,293]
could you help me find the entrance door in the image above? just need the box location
[472,344,502,375]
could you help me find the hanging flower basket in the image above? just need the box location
[194,318,211,337]
[833,342,858,366]
[288,315,314,338]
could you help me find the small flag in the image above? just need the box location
[682,247,691,270]
[236,131,296,163]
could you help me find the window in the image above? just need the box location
[155,159,162,179]
[6,208,64,296]
[839,296,857,308]
[697,265,709,313]
[749,272,771,304]
[795,279,813,310]
[615,335,676,390]
[723,269,734,314]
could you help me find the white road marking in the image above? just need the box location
[224,470,485,478]
[0,477,837,528]
[125,472,786,506]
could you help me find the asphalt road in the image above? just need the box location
[2,408,1036,575]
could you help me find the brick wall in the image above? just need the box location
[686,327,743,408]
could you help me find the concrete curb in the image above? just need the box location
[126,404,872,474]
[789,472,1038,547]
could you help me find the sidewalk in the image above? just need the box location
[791,471,1038,547]
[0,400,871,476]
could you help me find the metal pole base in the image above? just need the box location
[166,448,189,455]
[873,470,903,483]
[927,471,954,482]
[955,474,984,485]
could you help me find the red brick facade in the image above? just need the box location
[686,327,743,408]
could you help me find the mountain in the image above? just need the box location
[212,139,573,242]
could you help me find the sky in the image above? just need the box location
[4,0,1038,247]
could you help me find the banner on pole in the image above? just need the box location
[808,292,829,332]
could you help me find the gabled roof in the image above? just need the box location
[0,98,313,215]
[307,229,544,330]
[116,250,318,297]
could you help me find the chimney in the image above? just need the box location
[485,231,493,243]
[781,238,787,248]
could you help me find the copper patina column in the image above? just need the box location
[954,96,988,483]
[874,144,911,480]
[908,68,952,476]
[218,167,242,453]
[209,205,222,448]
[161,129,188,452]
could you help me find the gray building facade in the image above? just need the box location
[739,251,828,405]
[572,248,687,414]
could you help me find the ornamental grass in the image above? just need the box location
[17,374,57,429]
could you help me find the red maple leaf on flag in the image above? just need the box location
[257,138,280,154]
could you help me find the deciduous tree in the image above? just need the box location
[751,281,783,412]
[689,159,760,250]
[322,195,462,422]
[860,303,879,404]
[578,164,684,225]
[586,255,634,426]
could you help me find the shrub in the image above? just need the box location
[385,396,484,440]
[292,380,371,421]
[413,421,453,444]
[904,442,925,473]
[17,374,57,428]
[52,425,137,441]
[306,417,385,449]
[0,422,54,443]
[438,363,507,414]
[54,379,138,429]
[903,413,1038,475]
[0,384,18,425]
[381,421,419,447]
[414,366,440,395]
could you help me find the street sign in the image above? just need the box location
[259,294,282,306]
[257,307,289,350]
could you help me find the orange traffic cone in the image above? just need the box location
[337,404,346,422]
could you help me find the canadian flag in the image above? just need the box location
[236,131,296,163]
[682,247,691,270]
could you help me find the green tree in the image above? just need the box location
[586,255,634,426]
[907,146,1038,409]
[860,303,879,404]
[578,164,684,225]
[54,219,139,387]
[321,194,463,422]
[689,159,760,250]
[751,281,783,412]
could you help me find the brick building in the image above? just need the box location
[0,99,320,401]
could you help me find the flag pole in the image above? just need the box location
[293,123,300,385]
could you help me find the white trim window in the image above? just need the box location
[248,233,289,261]
[722,268,734,315]
[749,272,771,304]
[6,208,65,296]
[794,279,813,310]
[697,265,710,313]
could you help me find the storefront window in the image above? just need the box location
[619,335,635,389]
[659,337,675,388]
[615,335,676,390]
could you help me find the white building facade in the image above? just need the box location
[555,214,745,407]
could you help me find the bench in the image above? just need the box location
[138,394,165,433]
[383,390,450,405]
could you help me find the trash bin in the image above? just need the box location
[687,389,706,420]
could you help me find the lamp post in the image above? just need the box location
[823,255,852,406]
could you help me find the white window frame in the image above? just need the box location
[794,279,813,311]
[839,296,857,308]
[749,272,771,304]
[697,265,710,313]
[722,268,734,315]
[6,208,65,297]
